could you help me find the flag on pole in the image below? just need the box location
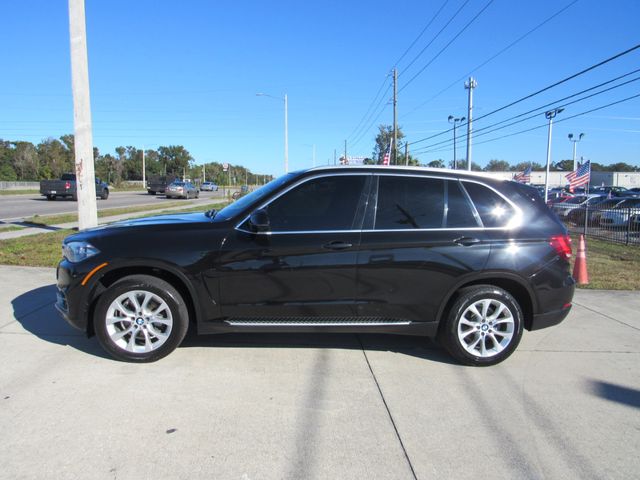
[513,165,531,183]
[565,160,591,192]
[382,139,392,165]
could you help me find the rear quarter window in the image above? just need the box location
[462,181,516,228]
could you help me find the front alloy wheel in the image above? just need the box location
[94,275,188,362]
[439,285,523,366]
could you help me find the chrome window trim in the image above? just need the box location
[234,170,523,234]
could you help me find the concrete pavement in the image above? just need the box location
[0,265,638,479]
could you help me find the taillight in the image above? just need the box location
[550,235,572,259]
[65,181,71,189]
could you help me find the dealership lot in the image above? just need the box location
[0,265,638,479]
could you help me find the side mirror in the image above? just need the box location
[249,209,270,232]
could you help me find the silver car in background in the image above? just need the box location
[165,181,199,199]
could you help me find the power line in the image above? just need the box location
[402,0,579,118]
[346,75,391,142]
[409,42,640,146]
[398,0,471,76]
[414,92,640,156]
[398,0,494,94]
[411,70,640,153]
[393,0,451,68]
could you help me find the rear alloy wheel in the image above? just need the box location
[94,275,189,362]
[439,285,523,366]
[100,189,109,200]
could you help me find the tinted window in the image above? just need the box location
[266,175,367,231]
[462,181,515,228]
[447,181,480,228]
[375,176,444,229]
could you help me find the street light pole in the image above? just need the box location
[256,92,288,173]
[448,115,465,170]
[544,108,564,203]
[568,133,585,171]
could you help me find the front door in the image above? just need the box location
[218,174,371,320]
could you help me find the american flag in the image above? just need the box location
[565,160,591,192]
[382,140,392,165]
[513,165,531,183]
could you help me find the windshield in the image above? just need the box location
[214,173,296,221]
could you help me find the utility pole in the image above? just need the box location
[568,133,585,171]
[334,149,336,166]
[284,93,288,173]
[141,149,145,189]
[393,68,398,165]
[404,142,409,166]
[448,115,465,170]
[202,164,205,182]
[344,140,347,165]
[544,108,564,203]
[464,77,477,171]
[68,0,97,230]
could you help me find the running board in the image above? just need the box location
[225,318,411,327]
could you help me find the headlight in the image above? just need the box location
[62,241,100,263]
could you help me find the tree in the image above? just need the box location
[484,159,510,171]
[511,161,544,172]
[608,162,637,172]
[372,125,406,165]
[158,145,193,176]
[427,159,445,168]
[11,141,38,180]
[37,138,73,179]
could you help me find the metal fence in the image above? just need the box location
[552,204,640,245]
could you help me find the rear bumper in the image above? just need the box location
[529,304,572,331]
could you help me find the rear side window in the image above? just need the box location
[462,181,515,228]
[375,176,445,229]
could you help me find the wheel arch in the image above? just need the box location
[86,263,200,337]
[436,273,537,333]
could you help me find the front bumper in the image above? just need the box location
[56,260,101,334]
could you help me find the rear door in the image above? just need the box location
[356,174,491,323]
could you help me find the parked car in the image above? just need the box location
[40,173,109,201]
[554,194,606,220]
[146,175,178,195]
[599,198,640,228]
[589,185,630,197]
[630,213,640,231]
[56,166,575,366]
[165,181,199,199]
[200,181,218,191]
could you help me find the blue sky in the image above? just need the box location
[1,0,639,176]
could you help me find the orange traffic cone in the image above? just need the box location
[573,234,589,285]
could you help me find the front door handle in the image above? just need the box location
[454,236,481,247]
[323,241,353,251]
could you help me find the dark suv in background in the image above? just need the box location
[56,166,575,365]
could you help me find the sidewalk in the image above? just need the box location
[0,197,221,241]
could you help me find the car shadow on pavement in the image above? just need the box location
[10,284,110,360]
[181,330,458,365]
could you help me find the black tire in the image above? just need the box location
[46,195,55,201]
[100,189,109,200]
[93,275,189,362]
[195,191,199,199]
[71,193,78,201]
[438,285,523,367]
[148,190,156,195]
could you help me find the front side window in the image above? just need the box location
[265,175,367,232]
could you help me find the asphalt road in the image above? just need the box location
[1,265,638,479]
[0,190,226,222]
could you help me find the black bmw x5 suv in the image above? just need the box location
[56,166,575,365]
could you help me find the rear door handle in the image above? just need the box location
[454,236,481,247]
[322,241,353,251]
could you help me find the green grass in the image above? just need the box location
[571,235,640,290]
[0,229,72,267]
[0,225,26,232]
[24,200,193,226]
[0,189,39,195]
